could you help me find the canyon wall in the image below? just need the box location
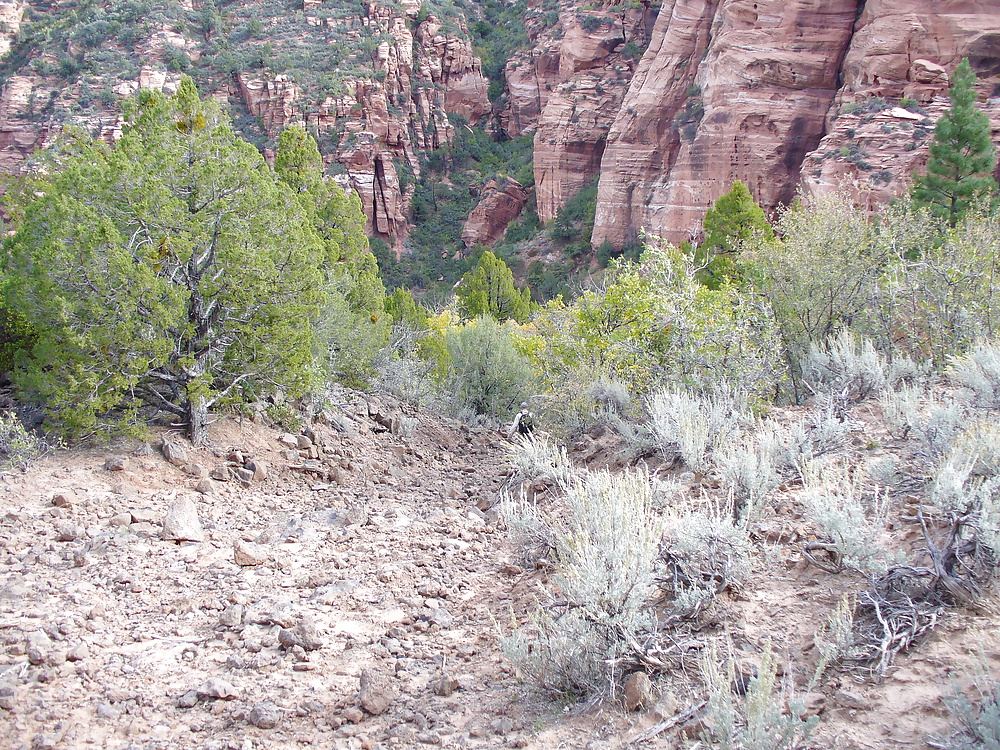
[4,0,1000,250]
[591,0,1000,248]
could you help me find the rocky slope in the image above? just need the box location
[3,386,1000,749]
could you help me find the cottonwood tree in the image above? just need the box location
[912,58,998,226]
[2,79,359,444]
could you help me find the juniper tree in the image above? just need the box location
[912,58,998,226]
[1,79,367,444]
[456,250,533,323]
[694,180,774,289]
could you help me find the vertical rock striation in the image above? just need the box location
[593,0,857,248]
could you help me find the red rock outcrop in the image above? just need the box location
[594,0,1000,248]
[532,6,649,222]
[461,176,529,248]
[227,4,488,243]
[593,0,858,248]
[800,4,1000,205]
[0,0,25,59]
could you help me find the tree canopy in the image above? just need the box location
[1,79,376,443]
[456,250,533,323]
[694,180,774,289]
[911,58,998,226]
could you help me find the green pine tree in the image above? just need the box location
[456,250,533,323]
[694,180,774,289]
[912,58,998,226]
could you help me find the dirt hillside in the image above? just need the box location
[0,386,998,749]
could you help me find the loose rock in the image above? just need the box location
[161,496,204,542]
[104,455,129,472]
[161,440,187,466]
[248,702,282,729]
[234,540,269,566]
[623,671,654,711]
[359,669,395,716]
[198,677,238,700]
[278,617,324,651]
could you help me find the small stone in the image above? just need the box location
[108,512,133,528]
[279,433,299,448]
[415,731,441,745]
[219,604,244,628]
[130,508,158,524]
[295,435,312,450]
[235,468,254,484]
[834,689,868,711]
[248,702,282,729]
[51,490,77,507]
[27,646,45,665]
[234,540,269,567]
[195,478,215,495]
[359,669,395,716]
[161,496,204,542]
[246,459,268,482]
[278,617,324,651]
[133,442,154,456]
[177,691,199,709]
[209,466,231,482]
[623,671,654,711]
[342,707,365,724]
[162,440,187,466]
[183,462,207,478]
[491,717,514,735]
[433,675,460,697]
[104,455,129,472]
[198,677,238,700]
[802,692,827,716]
[55,523,85,542]
[66,642,90,662]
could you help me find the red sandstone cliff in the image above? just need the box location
[591,0,1000,248]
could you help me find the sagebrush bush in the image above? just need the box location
[804,331,888,402]
[879,383,923,438]
[932,458,1000,559]
[701,641,817,750]
[800,459,899,575]
[587,378,632,417]
[499,488,556,566]
[715,434,779,522]
[950,419,1000,478]
[809,593,855,689]
[648,387,746,473]
[661,498,753,617]
[939,669,1000,750]
[507,434,573,486]
[501,469,662,695]
[951,341,1000,408]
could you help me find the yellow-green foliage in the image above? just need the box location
[523,240,785,406]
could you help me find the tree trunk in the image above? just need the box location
[187,395,209,446]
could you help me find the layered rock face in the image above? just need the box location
[222,6,490,243]
[502,2,655,223]
[801,4,1000,206]
[593,0,1000,248]
[461,176,530,248]
[0,1,488,246]
[593,0,858,248]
